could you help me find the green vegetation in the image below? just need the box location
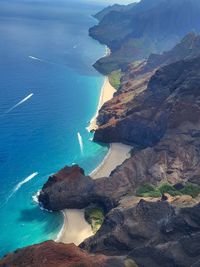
[180,184,200,198]
[136,183,200,198]
[108,69,123,90]
[85,205,105,234]
[158,183,182,197]
[136,183,162,198]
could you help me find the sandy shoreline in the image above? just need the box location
[91,143,131,179]
[56,64,131,245]
[87,77,116,132]
[56,209,93,245]
[56,142,131,245]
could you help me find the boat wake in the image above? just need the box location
[29,56,43,62]
[14,172,38,193]
[7,172,38,201]
[29,55,56,66]
[77,132,84,155]
[1,93,33,117]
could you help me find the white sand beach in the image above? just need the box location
[87,77,116,132]
[91,143,131,179]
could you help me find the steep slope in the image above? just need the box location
[142,32,200,73]
[94,34,200,147]
[90,0,200,74]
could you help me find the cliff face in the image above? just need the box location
[94,51,200,147]
[90,0,200,74]
[81,200,200,267]
[0,241,127,267]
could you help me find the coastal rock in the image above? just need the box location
[81,200,200,267]
[39,54,200,226]
[38,165,130,211]
[38,165,96,211]
[0,241,127,267]
[39,124,200,213]
[94,55,200,147]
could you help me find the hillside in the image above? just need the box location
[90,0,200,74]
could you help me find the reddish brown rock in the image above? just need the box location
[0,241,126,267]
[38,165,96,211]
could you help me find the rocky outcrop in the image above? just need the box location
[0,241,127,267]
[39,123,200,212]
[81,200,200,267]
[38,165,96,210]
[38,165,134,211]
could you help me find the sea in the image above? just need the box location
[0,0,110,256]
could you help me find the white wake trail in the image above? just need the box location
[14,172,38,193]
[3,93,33,115]
[6,172,38,202]
[29,56,43,62]
[77,132,84,155]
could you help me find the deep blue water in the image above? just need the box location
[0,0,108,256]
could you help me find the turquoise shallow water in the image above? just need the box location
[0,0,108,256]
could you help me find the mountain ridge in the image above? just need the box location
[90,0,200,74]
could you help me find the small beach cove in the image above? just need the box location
[56,77,132,245]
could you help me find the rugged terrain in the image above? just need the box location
[94,33,200,147]
[36,32,200,267]
[90,0,200,74]
[1,3,200,267]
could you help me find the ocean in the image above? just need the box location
[0,0,109,256]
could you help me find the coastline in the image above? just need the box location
[56,142,131,245]
[87,76,116,132]
[56,78,132,245]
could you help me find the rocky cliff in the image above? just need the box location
[94,50,200,147]
[81,200,200,267]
